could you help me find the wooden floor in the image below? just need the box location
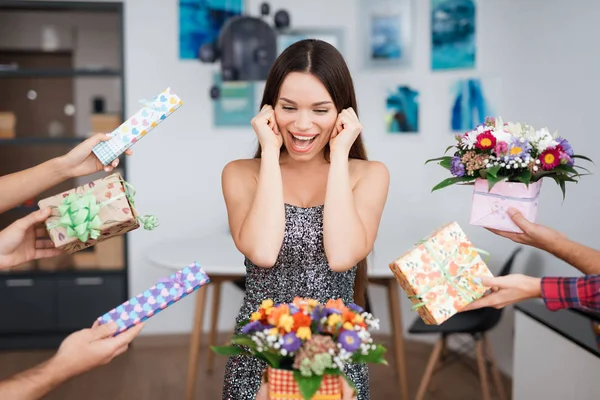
[0,334,511,399]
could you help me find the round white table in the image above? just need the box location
[146,234,409,400]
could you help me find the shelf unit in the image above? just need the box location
[0,1,128,350]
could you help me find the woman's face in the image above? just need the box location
[274,72,338,161]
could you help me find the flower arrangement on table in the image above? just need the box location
[425,116,593,232]
[212,297,387,400]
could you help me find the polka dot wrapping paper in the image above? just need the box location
[92,87,183,166]
[97,262,209,334]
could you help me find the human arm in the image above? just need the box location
[490,208,600,275]
[461,274,600,312]
[0,322,143,400]
[0,208,62,270]
[222,106,285,267]
[0,133,130,214]
[323,108,389,271]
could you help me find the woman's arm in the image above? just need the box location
[221,153,286,268]
[323,156,389,271]
[0,133,126,214]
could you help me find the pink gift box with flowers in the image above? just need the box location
[427,117,593,232]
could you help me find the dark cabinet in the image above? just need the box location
[0,277,57,333]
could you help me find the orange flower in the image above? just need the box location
[292,312,312,331]
[267,304,290,326]
[342,310,356,324]
[325,298,347,312]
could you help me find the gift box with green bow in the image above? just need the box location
[389,222,494,325]
[38,173,158,254]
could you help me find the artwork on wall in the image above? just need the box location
[450,78,500,132]
[213,72,256,128]
[179,0,243,60]
[360,0,413,68]
[385,85,419,134]
[431,0,476,70]
[277,29,344,56]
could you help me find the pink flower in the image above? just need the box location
[494,141,509,157]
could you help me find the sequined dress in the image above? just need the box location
[222,204,370,399]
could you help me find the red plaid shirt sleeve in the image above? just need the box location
[541,275,600,312]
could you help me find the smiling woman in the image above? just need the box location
[220,39,390,400]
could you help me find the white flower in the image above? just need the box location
[491,128,512,143]
[505,122,523,136]
[533,166,539,171]
[536,134,558,152]
[460,130,478,150]
[281,349,288,356]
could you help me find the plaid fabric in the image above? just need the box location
[268,368,342,400]
[541,275,600,312]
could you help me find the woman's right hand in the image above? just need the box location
[251,105,282,152]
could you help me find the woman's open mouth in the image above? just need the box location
[289,132,319,153]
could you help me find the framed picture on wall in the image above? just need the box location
[359,0,414,69]
[276,28,345,56]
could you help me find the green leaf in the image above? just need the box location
[431,176,476,192]
[554,164,579,175]
[444,145,456,154]
[257,351,282,368]
[572,154,595,164]
[513,169,532,185]
[552,175,567,201]
[573,164,592,174]
[230,335,257,350]
[210,345,252,357]
[351,344,388,365]
[294,370,323,400]
[483,164,502,178]
[438,157,453,170]
[425,156,452,165]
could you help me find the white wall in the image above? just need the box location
[25,0,600,378]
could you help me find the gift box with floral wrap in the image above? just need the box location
[389,221,494,325]
[38,172,157,254]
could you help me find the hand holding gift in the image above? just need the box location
[426,117,593,232]
[0,208,61,270]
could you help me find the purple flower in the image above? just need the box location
[282,332,302,352]
[338,330,361,352]
[348,303,364,314]
[557,137,574,156]
[242,321,267,334]
[450,156,465,177]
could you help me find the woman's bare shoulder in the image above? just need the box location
[222,158,261,181]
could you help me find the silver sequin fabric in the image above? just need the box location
[222,204,370,399]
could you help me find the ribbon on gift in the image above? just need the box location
[408,240,491,311]
[47,177,158,243]
[157,270,187,299]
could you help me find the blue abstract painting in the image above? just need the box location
[431,0,476,70]
[371,15,402,60]
[386,86,419,134]
[179,0,243,60]
[450,78,496,132]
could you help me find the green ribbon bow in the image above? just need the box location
[409,240,490,311]
[56,193,103,242]
[48,177,158,243]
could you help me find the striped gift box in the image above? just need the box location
[267,367,342,400]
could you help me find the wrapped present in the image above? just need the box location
[389,221,493,325]
[97,262,210,335]
[92,87,183,166]
[469,178,542,233]
[266,367,342,400]
[38,173,157,254]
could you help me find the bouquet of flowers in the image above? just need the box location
[212,297,387,400]
[426,116,592,197]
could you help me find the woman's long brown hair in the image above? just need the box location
[253,39,369,307]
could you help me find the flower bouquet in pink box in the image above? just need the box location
[212,298,387,400]
[426,117,593,232]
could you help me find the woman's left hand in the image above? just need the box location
[59,133,133,178]
[330,107,363,156]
